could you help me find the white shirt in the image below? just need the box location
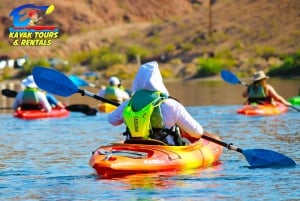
[13,90,52,112]
[108,98,203,139]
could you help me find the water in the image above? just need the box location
[1,78,299,108]
[0,105,299,201]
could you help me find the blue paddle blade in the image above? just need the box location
[221,70,241,85]
[242,149,296,168]
[32,67,79,97]
[68,75,89,87]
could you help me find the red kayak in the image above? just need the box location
[237,101,288,116]
[14,108,69,120]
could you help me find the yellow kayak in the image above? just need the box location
[98,102,117,113]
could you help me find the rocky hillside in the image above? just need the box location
[1,0,299,77]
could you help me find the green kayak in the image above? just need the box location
[288,96,300,105]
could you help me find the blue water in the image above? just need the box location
[0,105,299,201]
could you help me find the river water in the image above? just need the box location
[0,78,299,200]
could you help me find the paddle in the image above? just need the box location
[32,4,55,25]
[1,88,97,115]
[32,66,296,168]
[221,70,249,87]
[32,67,119,106]
[1,89,17,98]
[69,75,96,87]
[38,4,55,20]
[202,134,295,168]
[221,70,300,112]
[69,74,133,97]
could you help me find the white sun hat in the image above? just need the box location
[253,71,270,81]
[109,76,121,86]
[22,75,38,88]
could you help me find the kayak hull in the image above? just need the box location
[237,102,288,116]
[14,108,70,120]
[89,133,223,178]
[98,102,117,113]
[288,96,300,106]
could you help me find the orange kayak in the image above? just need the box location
[14,108,70,120]
[89,133,223,178]
[98,102,117,113]
[237,101,288,116]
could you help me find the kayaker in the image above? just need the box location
[98,76,130,103]
[108,61,204,146]
[13,75,52,112]
[242,71,292,106]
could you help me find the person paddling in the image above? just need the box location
[107,61,204,146]
[98,76,130,104]
[242,71,292,106]
[13,75,52,112]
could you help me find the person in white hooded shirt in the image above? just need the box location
[108,61,204,145]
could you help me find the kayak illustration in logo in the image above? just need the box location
[9,4,56,31]
[8,4,59,46]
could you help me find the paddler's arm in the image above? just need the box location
[108,101,129,126]
[162,99,203,139]
[37,91,52,112]
[12,92,23,111]
[267,85,291,106]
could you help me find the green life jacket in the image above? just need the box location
[22,88,39,105]
[247,85,271,104]
[123,90,167,138]
[21,88,42,110]
[104,86,119,102]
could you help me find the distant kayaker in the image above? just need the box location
[98,76,130,104]
[242,71,291,106]
[108,61,204,146]
[13,75,52,112]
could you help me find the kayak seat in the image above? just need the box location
[124,138,167,146]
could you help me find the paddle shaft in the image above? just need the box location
[287,105,300,112]
[78,89,119,107]
[202,134,243,153]
[238,81,248,87]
